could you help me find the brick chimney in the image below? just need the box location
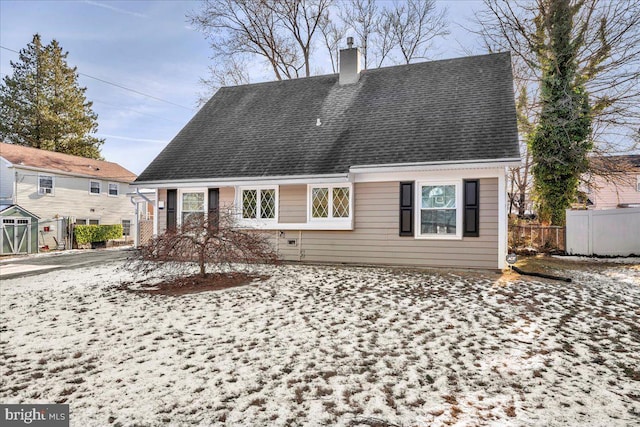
[339,37,361,85]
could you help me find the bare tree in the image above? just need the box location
[383,0,449,64]
[275,0,332,78]
[189,0,331,82]
[319,13,346,73]
[340,0,379,69]
[197,56,250,105]
[128,209,278,279]
[475,0,640,206]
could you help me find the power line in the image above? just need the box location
[0,45,195,111]
[91,98,186,124]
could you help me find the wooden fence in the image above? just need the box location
[509,224,566,253]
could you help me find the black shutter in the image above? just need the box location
[399,181,414,236]
[463,180,479,237]
[208,188,220,229]
[166,189,177,230]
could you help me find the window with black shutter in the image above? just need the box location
[399,181,414,236]
[166,189,177,230]
[463,180,479,237]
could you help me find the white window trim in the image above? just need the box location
[178,189,206,225]
[307,183,354,226]
[38,174,55,196]
[237,186,279,226]
[121,219,131,236]
[636,175,640,192]
[89,180,101,196]
[415,180,463,240]
[108,182,119,197]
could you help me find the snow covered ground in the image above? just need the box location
[1,260,639,426]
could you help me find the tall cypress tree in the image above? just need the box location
[0,34,104,159]
[530,0,592,225]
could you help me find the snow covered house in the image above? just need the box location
[0,142,137,252]
[134,48,521,269]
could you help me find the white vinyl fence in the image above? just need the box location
[566,208,640,256]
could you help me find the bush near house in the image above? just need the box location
[74,224,123,245]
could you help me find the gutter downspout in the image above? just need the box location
[14,171,18,205]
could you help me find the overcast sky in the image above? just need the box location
[0,0,485,175]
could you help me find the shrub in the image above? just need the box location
[126,210,278,277]
[75,224,123,244]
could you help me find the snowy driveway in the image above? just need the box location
[1,260,639,426]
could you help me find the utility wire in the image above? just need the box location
[1,45,195,111]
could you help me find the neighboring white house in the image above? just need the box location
[0,142,137,250]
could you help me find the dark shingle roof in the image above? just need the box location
[137,52,519,183]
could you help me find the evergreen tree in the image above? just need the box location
[530,0,592,225]
[0,34,104,159]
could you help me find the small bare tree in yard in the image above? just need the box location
[128,209,278,280]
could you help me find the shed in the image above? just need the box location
[0,205,40,254]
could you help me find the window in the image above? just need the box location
[38,175,54,195]
[636,175,640,192]
[89,219,99,225]
[241,187,277,220]
[76,219,87,225]
[181,192,205,223]
[122,219,131,236]
[90,180,101,195]
[108,183,119,196]
[417,181,462,239]
[309,184,352,220]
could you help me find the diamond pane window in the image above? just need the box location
[242,190,257,219]
[312,188,329,218]
[310,185,352,220]
[260,189,276,219]
[333,187,350,218]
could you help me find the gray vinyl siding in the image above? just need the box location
[220,187,235,209]
[154,179,500,269]
[276,179,499,269]
[279,184,306,223]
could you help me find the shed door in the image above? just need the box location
[1,218,31,254]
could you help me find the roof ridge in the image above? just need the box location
[215,51,511,92]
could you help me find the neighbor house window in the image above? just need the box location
[417,181,462,238]
[38,175,54,195]
[181,192,205,223]
[108,183,119,196]
[122,219,131,236]
[636,175,640,192]
[90,180,101,195]
[309,184,352,220]
[76,219,87,225]
[89,219,99,225]
[240,187,277,220]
